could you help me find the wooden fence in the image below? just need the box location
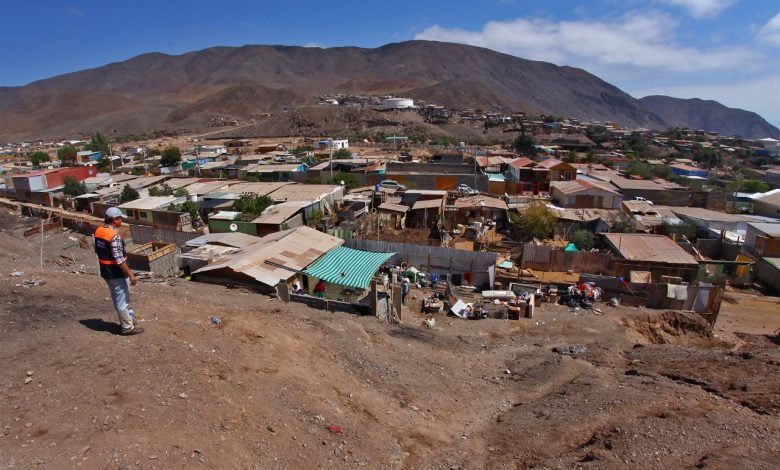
[520,242,613,274]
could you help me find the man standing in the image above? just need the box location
[94,207,143,335]
[401,277,410,306]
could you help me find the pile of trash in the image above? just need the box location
[558,282,603,310]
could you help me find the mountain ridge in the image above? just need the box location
[0,40,776,141]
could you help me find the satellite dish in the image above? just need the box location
[229,223,238,232]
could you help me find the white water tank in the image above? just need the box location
[383,98,414,109]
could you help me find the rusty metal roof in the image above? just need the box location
[193,226,344,287]
[603,233,698,265]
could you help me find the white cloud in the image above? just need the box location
[631,75,780,129]
[758,12,780,46]
[415,12,759,72]
[655,0,738,18]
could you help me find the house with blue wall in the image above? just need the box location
[670,164,708,178]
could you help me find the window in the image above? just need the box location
[138,211,148,219]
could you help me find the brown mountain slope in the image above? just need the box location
[0,40,770,140]
[166,85,304,125]
[640,96,779,139]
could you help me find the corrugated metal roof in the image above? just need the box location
[303,247,394,290]
[412,198,444,210]
[227,182,294,196]
[603,233,698,265]
[269,184,340,202]
[194,226,344,287]
[251,201,308,224]
[748,222,780,237]
[185,232,262,249]
[509,157,535,169]
[118,195,179,210]
[453,195,508,210]
[671,207,766,223]
[551,179,620,195]
[184,181,233,196]
[378,203,409,213]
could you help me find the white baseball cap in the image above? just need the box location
[105,207,127,219]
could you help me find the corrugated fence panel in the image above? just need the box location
[344,239,497,275]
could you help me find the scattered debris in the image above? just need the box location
[10,271,24,277]
[553,345,588,355]
[327,425,343,434]
[178,392,188,399]
[23,278,46,288]
[210,316,222,325]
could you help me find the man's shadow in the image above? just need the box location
[79,319,122,335]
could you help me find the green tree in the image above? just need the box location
[692,144,718,168]
[662,221,697,241]
[292,145,314,156]
[168,200,201,226]
[562,150,578,163]
[83,132,110,157]
[233,193,273,221]
[585,126,610,145]
[330,172,359,190]
[609,212,637,233]
[516,201,557,239]
[626,132,648,157]
[174,187,190,197]
[568,228,595,251]
[63,176,87,197]
[120,184,140,203]
[332,148,352,159]
[160,146,182,167]
[512,133,535,155]
[57,145,78,164]
[307,209,324,227]
[28,151,51,166]
[727,179,769,193]
[626,161,652,179]
[148,183,174,196]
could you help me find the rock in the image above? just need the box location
[26,371,34,376]
[25,377,33,384]
[267,425,276,433]
[178,393,188,399]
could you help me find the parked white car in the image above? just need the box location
[379,179,407,191]
[633,197,653,205]
[456,184,479,195]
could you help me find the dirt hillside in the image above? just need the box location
[1,211,779,469]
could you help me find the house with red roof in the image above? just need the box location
[550,179,623,209]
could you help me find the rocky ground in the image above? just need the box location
[1,210,779,469]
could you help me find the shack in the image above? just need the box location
[603,233,700,282]
[302,246,394,301]
[191,226,343,293]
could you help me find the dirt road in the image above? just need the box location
[1,211,779,469]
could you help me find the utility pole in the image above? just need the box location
[329,141,333,183]
[473,145,477,190]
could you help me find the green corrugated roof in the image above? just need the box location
[303,246,394,290]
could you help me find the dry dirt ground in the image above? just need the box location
[1,211,779,469]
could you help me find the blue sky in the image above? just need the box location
[1,0,778,126]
